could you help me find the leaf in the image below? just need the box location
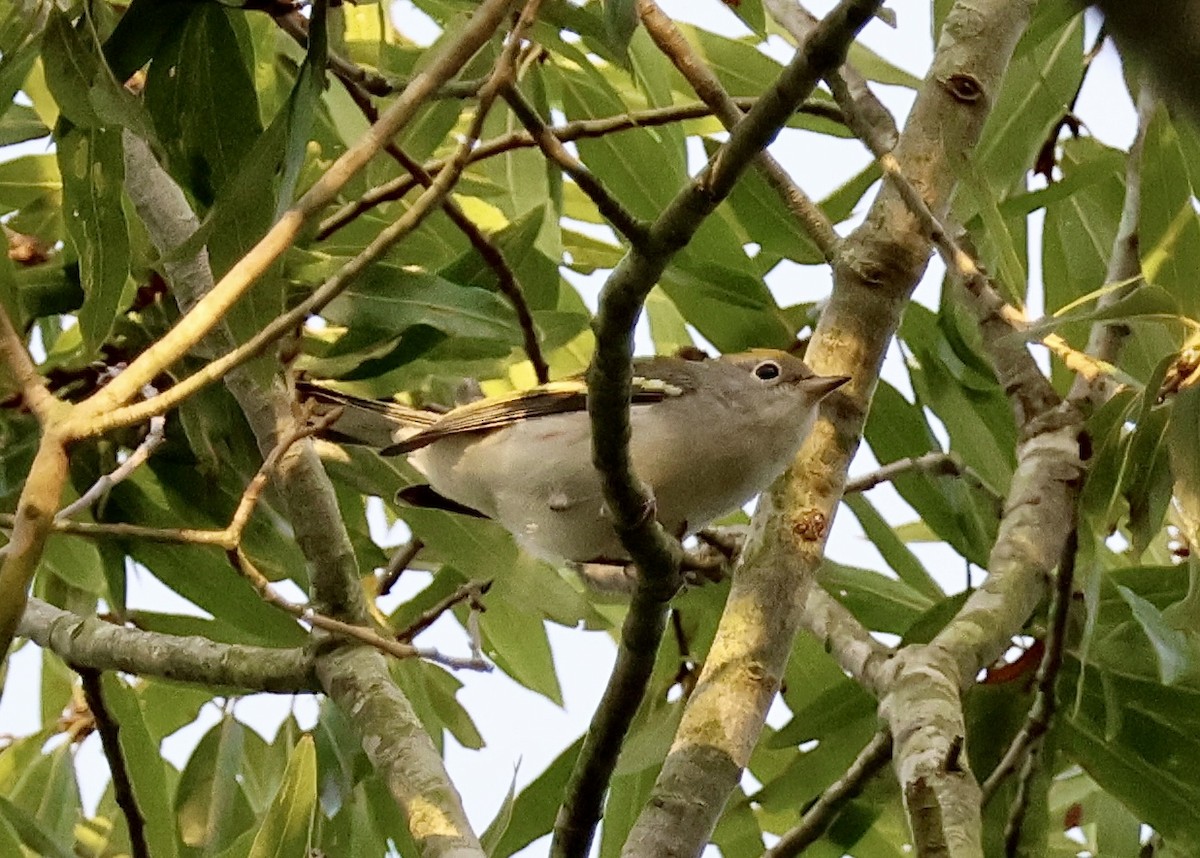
[819,561,935,635]
[175,716,256,852]
[488,737,583,858]
[479,771,518,854]
[1140,104,1200,317]
[0,796,75,858]
[323,265,524,345]
[247,735,317,858]
[57,125,130,354]
[1170,386,1200,542]
[479,599,564,704]
[602,0,638,57]
[100,674,180,858]
[841,493,943,600]
[1116,585,1193,685]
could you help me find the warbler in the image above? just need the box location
[300,350,848,565]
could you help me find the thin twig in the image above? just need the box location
[982,529,1078,807]
[845,450,1003,512]
[396,579,491,643]
[637,0,840,260]
[1,408,341,550]
[56,397,165,521]
[766,0,899,151]
[1067,79,1156,409]
[500,83,650,244]
[0,301,61,424]
[282,15,551,385]
[377,537,425,597]
[77,668,150,858]
[764,730,894,858]
[61,0,521,435]
[316,96,844,240]
[229,548,490,671]
[84,58,510,436]
[273,9,485,99]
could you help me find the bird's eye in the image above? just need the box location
[753,360,781,381]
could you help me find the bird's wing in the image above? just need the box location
[383,370,692,455]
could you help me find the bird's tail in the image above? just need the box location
[295,379,438,449]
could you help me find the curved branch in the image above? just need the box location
[78,668,150,858]
[553,3,884,857]
[622,2,1040,855]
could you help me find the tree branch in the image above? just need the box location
[765,0,900,150]
[622,2,1038,855]
[119,103,489,856]
[500,83,650,244]
[19,598,318,691]
[77,668,150,858]
[981,530,1078,805]
[553,3,884,857]
[763,730,894,858]
[1067,79,1156,408]
[283,12,552,385]
[59,0,521,433]
[316,97,845,240]
[0,302,62,424]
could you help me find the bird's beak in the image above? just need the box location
[803,375,851,398]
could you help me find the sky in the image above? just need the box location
[0,1,1137,855]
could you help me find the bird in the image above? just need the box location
[298,349,849,566]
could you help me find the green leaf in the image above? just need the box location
[57,125,130,354]
[323,265,524,345]
[842,493,943,600]
[176,716,256,852]
[0,154,60,218]
[1116,585,1193,685]
[1061,660,1200,853]
[602,0,638,57]
[101,674,180,858]
[479,599,563,704]
[488,737,583,858]
[819,561,935,635]
[479,772,518,854]
[1140,105,1200,317]
[247,735,317,858]
[1170,386,1200,542]
[0,795,75,858]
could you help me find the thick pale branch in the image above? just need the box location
[20,598,318,691]
[0,433,69,657]
[317,646,486,858]
[622,2,1038,855]
[121,110,485,855]
[60,0,519,431]
[0,303,62,424]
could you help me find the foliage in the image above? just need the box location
[0,0,1198,856]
